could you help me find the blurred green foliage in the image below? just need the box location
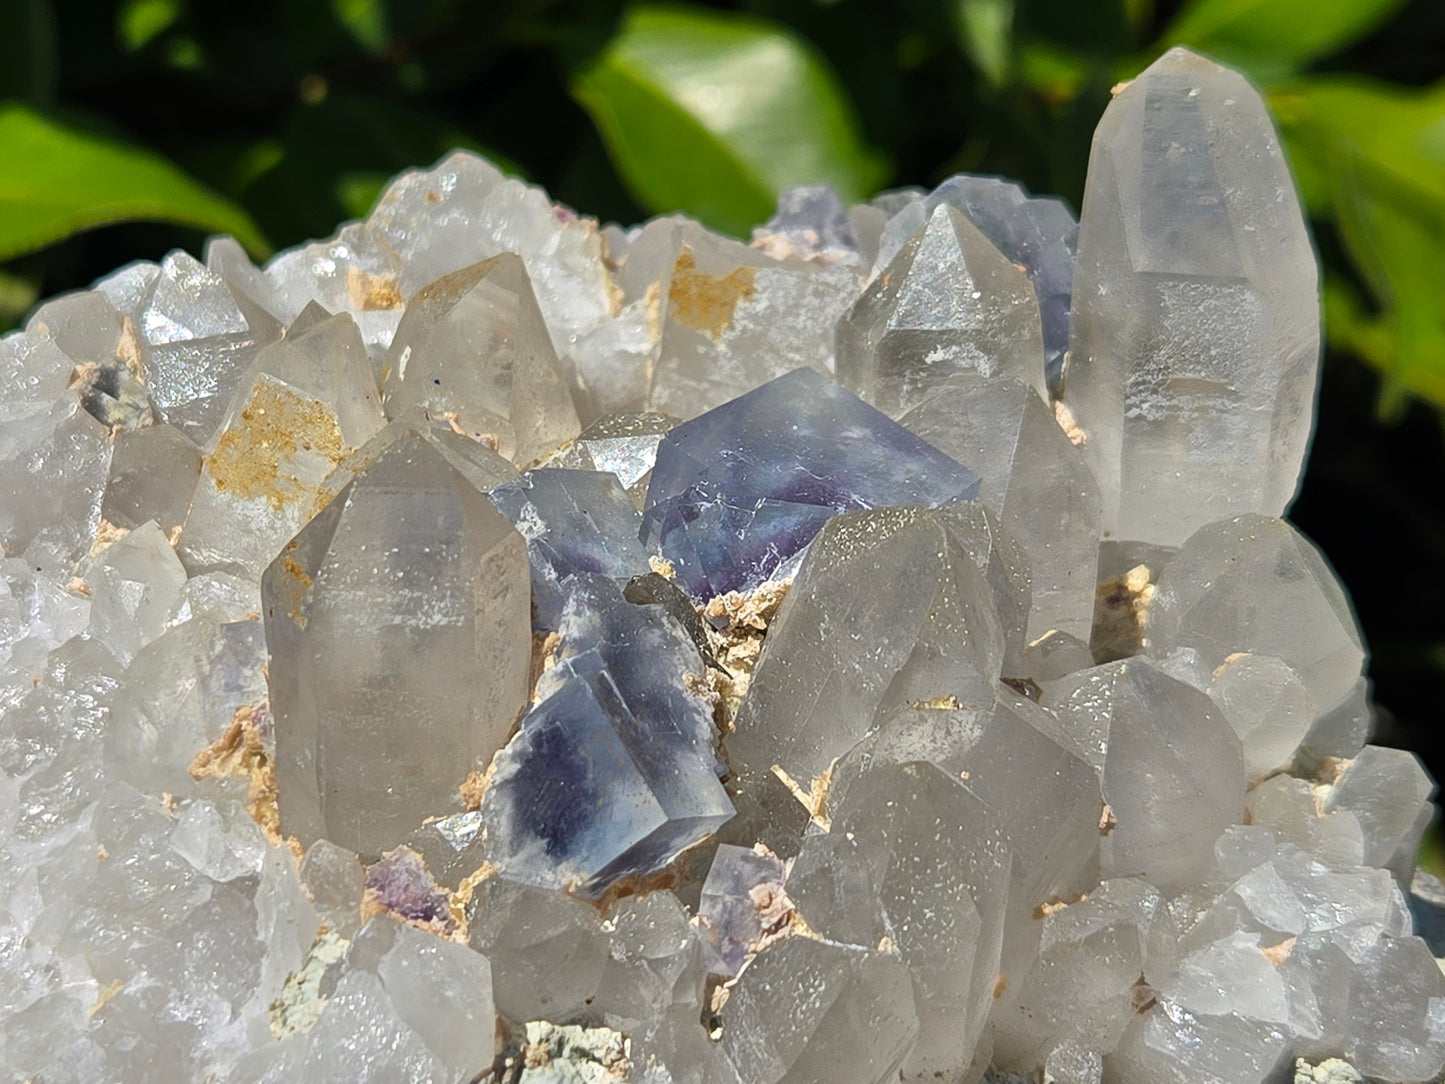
[0,0,1440,418]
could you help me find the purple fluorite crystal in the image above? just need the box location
[641,368,981,598]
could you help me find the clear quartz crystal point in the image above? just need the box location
[836,204,1047,415]
[544,410,680,507]
[1048,658,1245,893]
[180,310,386,578]
[136,250,278,445]
[901,377,1102,641]
[871,174,1078,391]
[729,505,1008,788]
[381,252,581,466]
[262,423,531,857]
[1065,47,1320,546]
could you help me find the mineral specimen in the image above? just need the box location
[1,43,1440,1084]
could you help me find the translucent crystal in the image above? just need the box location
[729,506,1006,787]
[102,423,202,537]
[381,253,581,466]
[298,838,365,937]
[837,204,1046,414]
[628,219,858,419]
[643,368,980,597]
[901,377,1101,641]
[544,410,680,507]
[721,936,918,1084]
[466,875,612,1022]
[487,468,653,628]
[1148,515,1365,717]
[1065,48,1320,545]
[80,521,187,665]
[698,844,789,977]
[138,250,276,445]
[263,424,531,856]
[1324,746,1435,876]
[1049,658,1244,891]
[871,173,1078,389]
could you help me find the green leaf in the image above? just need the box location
[0,102,269,261]
[118,0,180,52]
[1162,0,1410,77]
[330,0,388,55]
[571,3,889,237]
[1275,79,1445,414]
[954,0,1014,88]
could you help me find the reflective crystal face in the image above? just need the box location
[262,426,531,857]
[5,45,1442,1084]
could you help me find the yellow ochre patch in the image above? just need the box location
[668,248,756,337]
[206,380,346,512]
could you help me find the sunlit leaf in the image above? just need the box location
[0,102,269,260]
[572,3,889,236]
[1276,79,1445,415]
[1162,0,1410,78]
[118,0,180,52]
[954,0,1013,88]
[331,0,388,55]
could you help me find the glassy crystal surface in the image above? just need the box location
[643,368,981,597]
[901,377,1101,641]
[837,204,1046,415]
[1148,514,1365,717]
[381,253,580,466]
[488,467,652,628]
[871,173,1078,389]
[1065,48,1320,545]
[3,56,1438,1084]
[263,424,531,856]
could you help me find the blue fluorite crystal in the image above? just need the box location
[487,468,653,628]
[480,574,732,894]
[641,368,981,598]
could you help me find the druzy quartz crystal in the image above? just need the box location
[2,45,1442,1084]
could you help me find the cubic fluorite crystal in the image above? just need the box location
[2,44,1440,1084]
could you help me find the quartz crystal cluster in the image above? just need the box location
[2,46,1442,1084]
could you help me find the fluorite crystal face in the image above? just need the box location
[4,44,1443,1084]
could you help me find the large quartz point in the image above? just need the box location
[1047,658,1244,892]
[102,423,202,537]
[1065,47,1320,545]
[721,935,919,1084]
[381,252,581,467]
[1148,514,1365,717]
[180,310,387,578]
[728,505,1008,790]
[643,368,980,598]
[262,423,531,856]
[901,377,1101,641]
[836,204,1047,415]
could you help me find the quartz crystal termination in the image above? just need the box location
[1065,47,1320,546]
[4,43,1445,1084]
[263,421,531,857]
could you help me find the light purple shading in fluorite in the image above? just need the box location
[641,368,981,598]
[364,847,454,930]
[876,175,1078,390]
[487,468,652,629]
[699,844,788,976]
